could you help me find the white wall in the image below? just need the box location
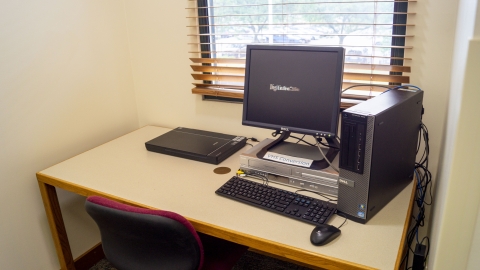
[124,0,275,141]
[428,0,480,268]
[406,0,459,189]
[0,1,138,269]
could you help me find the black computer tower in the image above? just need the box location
[337,89,424,223]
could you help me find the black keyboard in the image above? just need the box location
[215,176,337,226]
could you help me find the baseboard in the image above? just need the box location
[73,243,105,270]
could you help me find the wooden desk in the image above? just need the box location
[37,126,414,270]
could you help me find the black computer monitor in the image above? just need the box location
[242,45,345,139]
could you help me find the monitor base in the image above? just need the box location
[255,131,339,170]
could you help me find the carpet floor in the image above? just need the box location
[89,250,314,270]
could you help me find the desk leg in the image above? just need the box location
[38,181,76,270]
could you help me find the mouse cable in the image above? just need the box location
[335,212,348,229]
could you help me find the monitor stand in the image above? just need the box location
[255,131,339,170]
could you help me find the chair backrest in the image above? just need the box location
[85,196,204,270]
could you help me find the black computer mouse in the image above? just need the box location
[310,224,341,246]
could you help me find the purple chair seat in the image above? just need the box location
[85,196,248,270]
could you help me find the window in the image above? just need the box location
[186,0,414,108]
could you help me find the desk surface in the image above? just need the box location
[38,126,413,270]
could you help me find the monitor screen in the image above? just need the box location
[242,45,345,138]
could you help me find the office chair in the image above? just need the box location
[85,196,248,270]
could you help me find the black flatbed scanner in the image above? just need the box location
[145,127,247,164]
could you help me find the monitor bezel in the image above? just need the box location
[242,45,345,138]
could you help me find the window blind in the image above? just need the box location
[186,0,414,108]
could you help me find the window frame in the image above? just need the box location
[189,0,413,107]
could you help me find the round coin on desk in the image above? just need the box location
[213,167,231,174]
